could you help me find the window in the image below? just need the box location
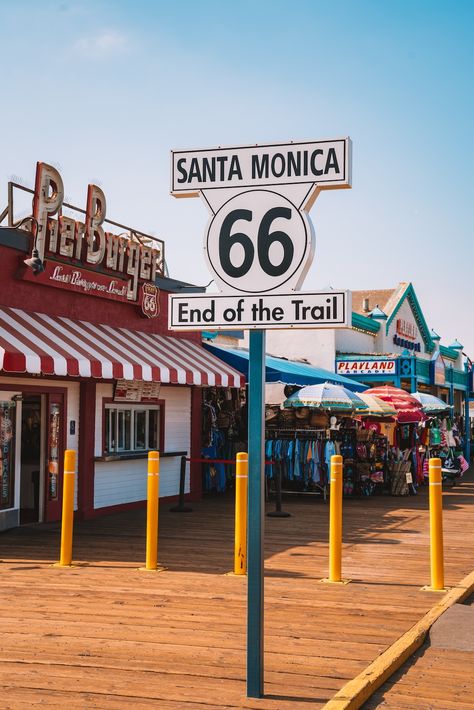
[105,404,162,454]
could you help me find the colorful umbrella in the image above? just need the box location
[283,383,369,412]
[363,385,425,424]
[357,392,397,418]
[412,391,451,415]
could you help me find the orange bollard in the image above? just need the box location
[140,451,162,571]
[427,458,445,591]
[56,450,76,567]
[321,455,350,584]
[329,454,343,582]
[234,452,248,575]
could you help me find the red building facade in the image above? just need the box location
[0,165,242,531]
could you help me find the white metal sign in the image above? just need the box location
[171,138,351,196]
[169,291,350,331]
[170,137,352,299]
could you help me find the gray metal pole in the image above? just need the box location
[247,329,265,698]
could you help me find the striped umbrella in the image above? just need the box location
[364,386,425,423]
[412,391,451,415]
[283,383,369,412]
[357,392,397,418]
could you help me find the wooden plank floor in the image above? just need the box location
[364,593,474,709]
[1,472,474,709]
[364,644,474,709]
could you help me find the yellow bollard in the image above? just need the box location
[321,454,349,584]
[329,454,343,582]
[234,452,248,575]
[427,457,445,591]
[143,451,160,571]
[57,450,76,567]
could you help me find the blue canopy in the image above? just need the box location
[203,343,366,392]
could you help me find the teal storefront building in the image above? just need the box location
[260,282,471,459]
[334,283,470,458]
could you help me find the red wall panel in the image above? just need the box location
[0,242,200,343]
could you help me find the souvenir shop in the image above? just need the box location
[418,413,468,487]
[360,388,425,497]
[263,383,470,500]
[0,163,242,532]
[200,343,367,495]
[261,281,471,461]
[264,399,390,500]
[201,386,247,493]
[354,389,468,495]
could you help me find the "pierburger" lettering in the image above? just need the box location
[32,162,161,302]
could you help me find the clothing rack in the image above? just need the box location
[265,428,332,501]
[266,427,338,437]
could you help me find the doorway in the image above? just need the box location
[20,395,43,524]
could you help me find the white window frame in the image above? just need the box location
[105,404,161,454]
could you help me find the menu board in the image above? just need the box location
[114,380,161,402]
[0,402,15,510]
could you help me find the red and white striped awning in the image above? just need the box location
[0,306,244,387]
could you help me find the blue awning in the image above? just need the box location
[203,344,366,392]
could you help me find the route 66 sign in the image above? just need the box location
[140,283,160,318]
[171,138,351,295]
[205,189,312,294]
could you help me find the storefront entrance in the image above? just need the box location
[0,393,19,525]
[20,395,43,524]
[19,391,65,524]
[0,388,66,528]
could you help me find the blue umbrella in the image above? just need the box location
[283,382,369,412]
[412,391,451,414]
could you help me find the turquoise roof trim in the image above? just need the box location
[416,358,431,380]
[352,312,380,334]
[452,368,468,388]
[385,283,434,353]
[440,345,460,361]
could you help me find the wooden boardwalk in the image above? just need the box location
[364,644,474,709]
[364,592,474,709]
[1,472,474,709]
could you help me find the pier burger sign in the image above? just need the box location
[15,162,163,317]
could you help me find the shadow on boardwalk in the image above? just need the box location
[1,473,473,577]
[0,473,473,709]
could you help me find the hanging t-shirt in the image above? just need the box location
[324,440,336,466]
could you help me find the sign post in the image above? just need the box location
[168,137,352,699]
[247,329,266,696]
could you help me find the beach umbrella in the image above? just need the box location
[412,391,451,415]
[364,385,425,424]
[283,382,369,412]
[357,392,397,418]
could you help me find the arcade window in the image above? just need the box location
[104,404,162,454]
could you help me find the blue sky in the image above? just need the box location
[1,0,473,353]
